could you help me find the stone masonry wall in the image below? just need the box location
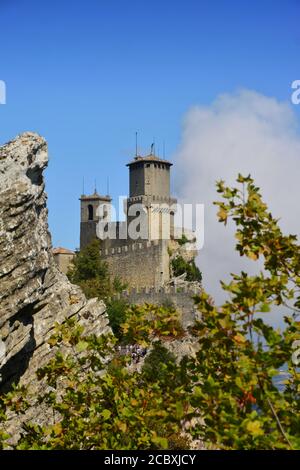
[114,285,202,329]
[101,240,170,289]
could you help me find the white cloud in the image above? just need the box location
[174,89,300,325]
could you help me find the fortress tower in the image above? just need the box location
[126,153,177,240]
[80,152,177,249]
[80,191,111,248]
[52,147,198,288]
[78,151,191,289]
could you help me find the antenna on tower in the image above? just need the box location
[163,140,166,159]
[106,176,110,196]
[150,137,156,156]
[135,131,138,157]
[82,177,85,195]
[94,179,97,194]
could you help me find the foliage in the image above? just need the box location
[120,303,185,346]
[1,174,300,450]
[106,298,128,339]
[167,433,191,450]
[186,174,300,449]
[68,239,107,283]
[171,255,202,282]
[142,341,178,384]
[142,341,190,392]
[67,238,125,300]
[177,233,189,246]
[0,385,29,449]
[107,301,185,345]
[5,320,190,450]
[107,299,185,345]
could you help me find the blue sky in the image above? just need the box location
[0,0,299,250]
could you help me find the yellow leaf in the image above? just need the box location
[217,208,228,223]
[121,323,129,333]
[48,337,57,347]
[233,333,246,344]
[247,251,258,261]
[131,398,138,406]
[52,422,63,436]
[117,421,127,433]
[246,420,264,437]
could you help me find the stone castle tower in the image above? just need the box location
[80,153,177,249]
[126,154,177,241]
[78,153,193,289]
[80,192,112,248]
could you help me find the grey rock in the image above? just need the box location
[0,132,110,394]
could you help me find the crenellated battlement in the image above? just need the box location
[113,283,201,298]
[100,239,163,257]
[111,283,202,328]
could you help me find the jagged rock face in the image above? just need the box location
[0,132,110,393]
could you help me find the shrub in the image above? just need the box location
[171,256,202,282]
[106,299,128,339]
[177,233,189,246]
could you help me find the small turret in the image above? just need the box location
[79,191,111,249]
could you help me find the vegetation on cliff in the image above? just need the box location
[171,255,202,282]
[1,175,300,449]
[67,239,125,300]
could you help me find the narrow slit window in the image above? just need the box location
[88,204,94,221]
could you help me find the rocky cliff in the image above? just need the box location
[0,132,110,394]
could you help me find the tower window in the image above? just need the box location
[88,204,94,221]
[146,163,151,167]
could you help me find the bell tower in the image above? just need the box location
[80,191,112,249]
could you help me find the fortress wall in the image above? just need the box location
[80,221,97,249]
[113,284,202,329]
[101,240,170,289]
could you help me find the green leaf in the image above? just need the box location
[76,340,88,352]
[151,436,168,449]
[260,303,270,313]
[101,409,111,421]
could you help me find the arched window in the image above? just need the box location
[88,204,93,221]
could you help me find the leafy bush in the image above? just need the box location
[120,304,185,346]
[106,298,128,339]
[142,341,178,384]
[1,174,300,450]
[171,256,202,282]
[4,320,189,450]
[67,238,125,300]
[67,238,111,299]
[177,233,189,246]
[186,175,300,449]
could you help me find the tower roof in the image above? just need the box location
[126,154,172,167]
[53,247,75,255]
[79,191,111,202]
